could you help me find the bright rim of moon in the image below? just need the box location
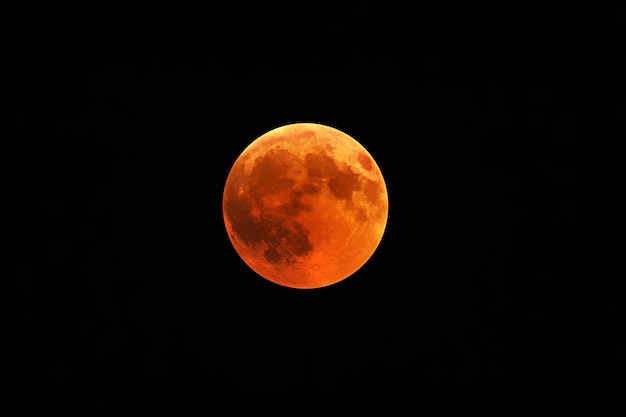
[223,122,388,289]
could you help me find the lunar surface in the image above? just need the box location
[223,123,388,289]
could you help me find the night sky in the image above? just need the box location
[12,4,624,408]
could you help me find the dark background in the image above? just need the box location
[12,4,624,406]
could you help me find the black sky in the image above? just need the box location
[12,4,624,408]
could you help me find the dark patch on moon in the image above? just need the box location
[224,196,268,245]
[281,190,313,216]
[224,148,314,266]
[357,152,373,171]
[305,151,361,201]
[263,246,283,264]
[300,183,319,194]
[328,171,360,200]
[249,148,298,195]
[305,152,338,179]
[262,220,312,265]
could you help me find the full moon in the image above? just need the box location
[222,123,388,289]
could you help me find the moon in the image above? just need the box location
[222,123,388,289]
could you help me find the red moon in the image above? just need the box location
[223,123,388,289]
